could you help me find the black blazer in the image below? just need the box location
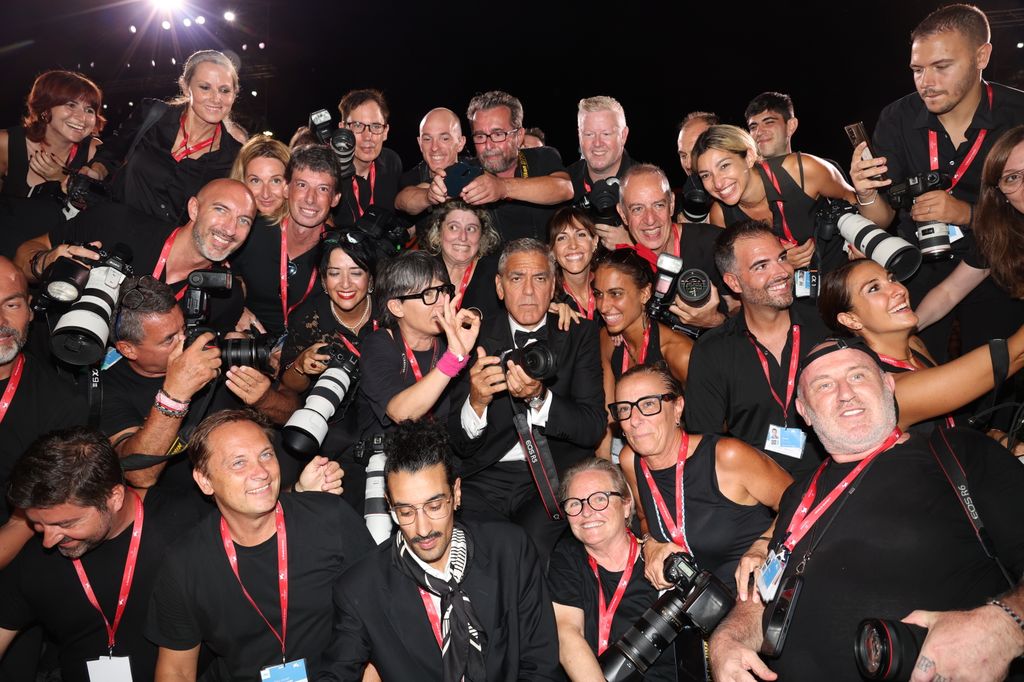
[447,312,606,477]
[316,520,564,682]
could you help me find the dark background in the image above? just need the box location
[2,0,1022,187]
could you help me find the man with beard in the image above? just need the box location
[459,90,573,242]
[316,420,561,682]
[709,340,1024,682]
[15,178,256,333]
[684,221,831,478]
[850,4,1024,362]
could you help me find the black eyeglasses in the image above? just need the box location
[471,128,520,144]
[394,283,455,306]
[561,491,623,516]
[345,120,387,135]
[608,393,677,421]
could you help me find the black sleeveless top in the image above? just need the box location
[635,433,774,591]
[877,347,956,434]
[2,125,93,198]
[610,321,665,380]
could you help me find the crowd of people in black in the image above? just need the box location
[1,3,1024,682]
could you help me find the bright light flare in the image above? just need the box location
[195,15,205,24]
[152,0,182,11]
[161,20,171,30]
[223,10,236,21]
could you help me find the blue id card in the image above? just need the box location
[757,548,788,602]
[764,425,806,459]
[261,659,308,682]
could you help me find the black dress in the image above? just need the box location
[2,125,93,198]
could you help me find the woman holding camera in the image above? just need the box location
[548,458,677,682]
[87,50,246,224]
[0,70,104,198]
[615,363,792,596]
[229,134,290,222]
[818,258,1024,446]
[549,206,601,321]
[421,200,502,321]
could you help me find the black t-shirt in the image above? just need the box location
[332,148,403,229]
[567,150,634,201]
[548,535,676,682]
[51,202,244,332]
[468,146,567,243]
[871,82,1024,252]
[357,327,453,439]
[684,306,832,479]
[764,429,1024,680]
[229,216,320,336]
[145,492,374,682]
[94,99,242,225]
[0,488,207,682]
[0,353,88,522]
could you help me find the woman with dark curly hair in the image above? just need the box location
[0,70,104,197]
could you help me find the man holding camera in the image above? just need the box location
[317,420,561,682]
[449,238,605,562]
[851,4,1024,360]
[333,89,402,229]
[456,91,573,242]
[709,339,1024,681]
[15,177,256,333]
[147,408,371,681]
[569,96,634,249]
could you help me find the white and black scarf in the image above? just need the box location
[394,524,487,681]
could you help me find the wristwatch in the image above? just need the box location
[526,387,547,410]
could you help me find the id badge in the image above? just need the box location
[764,425,806,459]
[793,269,819,299]
[87,656,133,682]
[261,658,308,682]
[948,224,965,243]
[757,548,788,602]
[101,347,123,370]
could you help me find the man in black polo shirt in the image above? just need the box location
[333,89,403,228]
[395,107,468,217]
[147,409,373,681]
[850,3,1024,361]
[460,90,573,242]
[15,177,256,333]
[685,221,831,479]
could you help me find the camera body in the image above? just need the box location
[886,172,954,260]
[496,342,558,381]
[443,160,484,198]
[309,109,356,180]
[576,178,623,227]
[282,341,361,458]
[645,252,708,339]
[815,198,922,282]
[354,207,409,254]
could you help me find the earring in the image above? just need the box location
[41,112,49,122]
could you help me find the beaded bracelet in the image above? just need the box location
[154,402,188,419]
[988,599,1024,633]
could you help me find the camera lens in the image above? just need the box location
[675,269,711,308]
[854,619,926,681]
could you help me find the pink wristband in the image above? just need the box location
[437,350,469,378]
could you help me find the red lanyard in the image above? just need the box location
[220,503,289,657]
[351,162,377,218]
[589,533,639,655]
[670,223,682,257]
[0,354,25,423]
[747,325,800,422]
[279,218,322,327]
[172,113,219,162]
[583,178,592,193]
[418,588,443,648]
[66,143,79,166]
[72,491,143,652]
[455,259,476,311]
[637,433,691,551]
[403,338,437,381]
[621,324,652,374]
[758,162,797,246]
[928,83,993,192]
[782,428,903,552]
[876,353,955,428]
[152,227,189,301]
[562,280,595,320]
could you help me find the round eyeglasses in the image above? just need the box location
[561,491,623,516]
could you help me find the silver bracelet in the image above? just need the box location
[856,191,877,206]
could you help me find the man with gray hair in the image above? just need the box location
[395,107,468,218]
[448,238,604,561]
[454,91,572,242]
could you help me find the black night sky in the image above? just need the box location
[1,0,1022,188]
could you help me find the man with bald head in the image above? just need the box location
[709,339,1024,682]
[395,107,468,218]
[16,178,256,332]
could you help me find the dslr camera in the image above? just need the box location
[886,171,954,260]
[354,207,410,254]
[815,198,921,281]
[646,252,710,339]
[496,342,558,381]
[309,109,356,180]
[282,341,361,458]
[576,178,624,227]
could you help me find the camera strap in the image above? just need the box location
[510,399,562,521]
[969,338,1010,433]
[87,365,103,429]
[928,82,993,192]
[927,428,1016,589]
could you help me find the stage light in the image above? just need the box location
[1018,42,1023,48]
[126,62,131,68]
[161,20,171,30]
[195,15,205,24]
[183,18,192,27]
[129,101,134,107]
[241,44,247,50]
[90,61,95,67]
[262,131,273,136]
[151,59,156,66]
[171,57,176,65]
[223,10,236,21]
[258,42,265,49]
[152,0,182,11]
[129,25,137,33]
[250,90,257,97]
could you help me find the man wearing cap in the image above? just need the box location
[709,338,1024,682]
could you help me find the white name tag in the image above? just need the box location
[948,224,965,243]
[87,655,133,682]
[261,658,308,682]
[757,548,788,603]
[764,425,806,459]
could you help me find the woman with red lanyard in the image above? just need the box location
[818,258,1024,450]
[87,50,246,225]
[549,206,601,321]
[0,70,104,199]
[615,362,791,600]
[691,125,856,288]
[422,200,503,322]
[549,458,678,682]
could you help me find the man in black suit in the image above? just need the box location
[316,420,562,682]
[449,238,606,562]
